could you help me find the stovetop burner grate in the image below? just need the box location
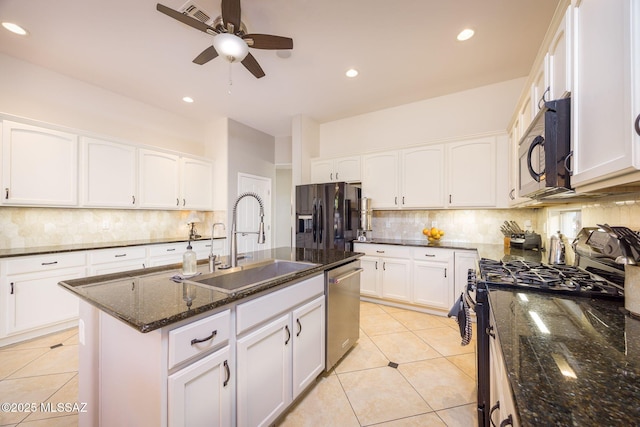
[478,258,624,299]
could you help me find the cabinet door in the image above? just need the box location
[334,156,361,182]
[549,5,572,100]
[531,55,549,115]
[413,260,452,310]
[181,157,213,210]
[1,121,78,206]
[138,149,180,209]
[82,137,137,207]
[454,251,479,299]
[292,296,325,398]
[362,151,399,209]
[381,258,411,302]
[5,268,84,335]
[310,159,333,183]
[359,256,381,297]
[572,0,638,186]
[237,314,292,427]
[401,145,445,208]
[168,346,232,427]
[448,138,496,207]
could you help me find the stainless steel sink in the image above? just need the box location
[187,259,318,293]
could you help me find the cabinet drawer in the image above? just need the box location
[168,309,231,369]
[148,242,186,258]
[412,247,454,261]
[90,247,146,265]
[5,252,87,275]
[236,274,324,335]
[354,244,411,258]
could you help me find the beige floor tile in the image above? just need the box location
[0,373,75,425]
[18,414,78,426]
[278,374,359,427]
[374,412,446,426]
[360,312,408,337]
[338,366,431,425]
[8,345,78,379]
[436,403,477,426]
[1,329,77,352]
[413,327,475,357]
[378,304,409,314]
[22,375,79,422]
[370,331,442,364]
[62,334,78,346]
[447,353,477,380]
[0,347,49,380]
[360,301,387,316]
[334,335,389,374]
[389,310,451,331]
[399,358,476,411]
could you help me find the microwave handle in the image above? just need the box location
[527,136,545,182]
[564,151,574,176]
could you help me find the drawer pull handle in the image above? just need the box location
[114,254,127,258]
[191,330,217,346]
[41,261,58,266]
[424,253,435,257]
[296,318,302,336]
[284,325,291,345]
[10,282,14,295]
[4,188,8,199]
[176,198,180,206]
[376,250,385,254]
[444,268,447,278]
[223,360,230,387]
[166,248,176,252]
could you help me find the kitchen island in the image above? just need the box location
[59,247,362,427]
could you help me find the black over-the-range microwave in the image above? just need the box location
[517,95,572,199]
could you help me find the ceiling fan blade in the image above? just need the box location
[193,46,219,65]
[241,53,265,78]
[243,34,293,50]
[221,0,241,33]
[156,3,217,35]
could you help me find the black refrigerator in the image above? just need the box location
[295,182,360,251]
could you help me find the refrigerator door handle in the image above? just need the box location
[319,202,324,244]
[312,202,317,243]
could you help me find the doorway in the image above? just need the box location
[236,173,272,254]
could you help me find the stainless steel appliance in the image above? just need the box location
[295,182,360,251]
[548,231,566,264]
[509,232,542,250]
[358,197,372,242]
[325,260,362,371]
[518,96,572,199]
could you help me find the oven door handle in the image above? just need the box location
[329,268,363,284]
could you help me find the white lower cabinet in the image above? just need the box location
[88,246,147,275]
[380,259,411,302]
[412,248,454,310]
[355,244,411,302]
[454,250,479,298]
[168,345,232,427]
[359,255,382,297]
[1,252,85,344]
[148,242,187,267]
[488,308,519,426]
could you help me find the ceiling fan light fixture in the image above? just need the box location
[2,22,28,36]
[213,33,249,62]
[345,68,359,78]
[457,28,475,41]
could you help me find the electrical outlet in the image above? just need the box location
[102,220,110,230]
[431,221,438,229]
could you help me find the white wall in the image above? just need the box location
[0,53,207,156]
[275,135,292,166]
[318,78,526,157]
[291,115,320,185]
[275,168,293,248]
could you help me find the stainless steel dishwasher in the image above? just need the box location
[325,260,363,371]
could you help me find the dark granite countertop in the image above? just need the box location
[488,287,640,425]
[59,247,362,333]
[0,236,226,259]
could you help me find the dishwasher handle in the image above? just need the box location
[329,268,363,284]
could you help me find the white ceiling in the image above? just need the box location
[0,0,560,138]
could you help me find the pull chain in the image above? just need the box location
[228,62,233,94]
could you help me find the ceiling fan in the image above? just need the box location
[156,0,293,78]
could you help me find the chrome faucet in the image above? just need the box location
[230,192,266,267]
[209,222,225,272]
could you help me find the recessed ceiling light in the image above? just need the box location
[345,68,359,78]
[2,22,28,36]
[182,96,194,103]
[457,28,475,41]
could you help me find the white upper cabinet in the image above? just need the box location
[310,155,361,183]
[548,6,572,100]
[82,137,137,208]
[362,151,399,209]
[1,121,78,206]
[572,0,640,189]
[180,157,213,210]
[138,149,181,209]
[401,145,446,208]
[532,54,549,114]
[447,138,497,207]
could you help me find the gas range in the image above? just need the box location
[478,258,624,299]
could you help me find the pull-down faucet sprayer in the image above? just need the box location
[230,192,266,267]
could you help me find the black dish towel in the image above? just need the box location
[448,293,472,346]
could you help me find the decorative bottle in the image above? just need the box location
[182,241,197,275]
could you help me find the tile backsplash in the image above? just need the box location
[0,208,227,250]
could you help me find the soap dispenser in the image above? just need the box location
[182,241,197,275]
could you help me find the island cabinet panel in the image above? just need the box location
[168,345,232,427]
[1,120,78,206]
